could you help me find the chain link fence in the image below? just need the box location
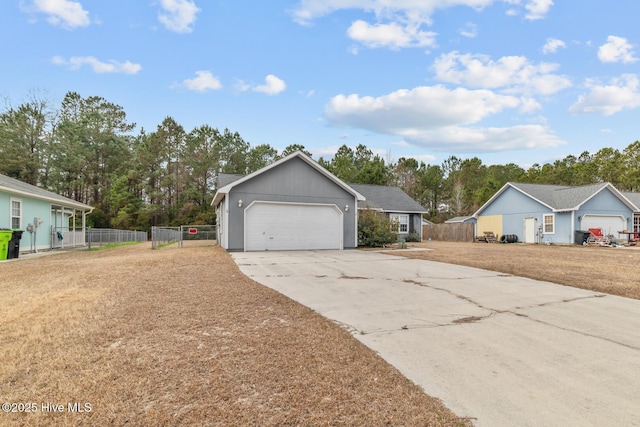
[151,226,182,249]
[151,225,217,249]
[87,228,148,249]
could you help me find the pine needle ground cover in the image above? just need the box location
[0,243,469,426]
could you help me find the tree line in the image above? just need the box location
[1,91,639,229]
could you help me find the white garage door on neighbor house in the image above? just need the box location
[580,214,626,235]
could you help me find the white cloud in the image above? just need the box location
[598,36,638,64]
[22,0,90,29]
[298,89,316,98]
[291,0,494,25]
[253,74,287,95]
[232,79,251,93]
[459,22,478,38]
[183,71,222,92]
[158,0,200,33]
[51,56,142,74]
[347,20,437,49]
[569,74,640,116]
[542,38,565,54]
[524,0,553,20]
[408,125,563,151]
[433,51,572,95]
[324,85,564,152]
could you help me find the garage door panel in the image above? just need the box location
[580,215,625,236]
[245,202,342,251]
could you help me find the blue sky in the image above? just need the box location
[2,1,640,168]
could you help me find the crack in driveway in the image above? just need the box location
[365,276,640,352]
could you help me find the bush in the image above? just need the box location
[358,210,398,247]
[405,232,421,242]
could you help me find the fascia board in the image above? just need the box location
[0,185,93,211]
[210,151,366,206]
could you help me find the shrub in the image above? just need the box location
[358,210,398,247]
[405,232,421,242]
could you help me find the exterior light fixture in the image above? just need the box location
[238,199,243,208]
[345,204,349,211]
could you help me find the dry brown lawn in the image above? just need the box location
[0,243,470,427]
[393,241,640,300]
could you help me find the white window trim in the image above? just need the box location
[10,198,22,229]
[543,213,555,234]
[390,213,409,234]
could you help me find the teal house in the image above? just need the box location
[0,173,93,254]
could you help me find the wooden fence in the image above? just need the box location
[423,223,475,242]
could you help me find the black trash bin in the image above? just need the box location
[7,230,24,259]
[574,230,590,245]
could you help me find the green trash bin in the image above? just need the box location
[0,229,13,261]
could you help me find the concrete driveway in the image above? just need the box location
[232,249,640,427]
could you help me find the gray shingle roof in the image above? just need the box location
[0,173,92,210]
[217,173,245,188]
[509,182,611,210]
[445,216,474,223]
[349,183,427,213]
[622,192,640,209]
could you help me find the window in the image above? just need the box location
[390,214,409,233]
[543,213,554,234]
[10,198,22,229]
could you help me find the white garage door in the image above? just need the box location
[245,202,343,251]
[580,215,626,236]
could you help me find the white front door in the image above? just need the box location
[524,217,536,243]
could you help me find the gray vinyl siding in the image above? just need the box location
[225,156,357,251]
[389,212,422,241]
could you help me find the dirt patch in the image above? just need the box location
[390,241,640,300]
[0,243,470,426]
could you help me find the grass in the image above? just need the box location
[86,241,142,251]
[0,243,470,426]
[391,240,640,300]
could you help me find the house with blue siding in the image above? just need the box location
[0,173,93,254]
[473,182,640,244]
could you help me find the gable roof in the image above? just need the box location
[0,173,93,211]
[349,183,427,213]
[474,182,637,216]
[216,173,245,189]
[445,216,475,223]
[622,192,640,211]
[211,151,365,207]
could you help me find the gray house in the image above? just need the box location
[212,151,365,251]
[349,183,427,241]
[474,182,639,244]
[0,173,93,253]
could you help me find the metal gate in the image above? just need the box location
[151,225,217,249]
[179,225,217,248]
